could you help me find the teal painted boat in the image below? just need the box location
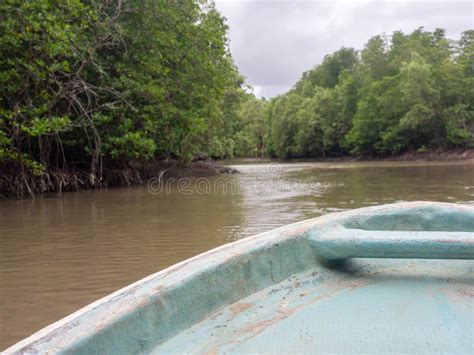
[5,202,474,354]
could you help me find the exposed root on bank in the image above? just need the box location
[0,160,239,199]
[0,168,145,199]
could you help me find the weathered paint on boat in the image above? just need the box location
[5,201,474,354]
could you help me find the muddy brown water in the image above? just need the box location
[1,160,473,349]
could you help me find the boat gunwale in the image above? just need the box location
[4,201,474,353]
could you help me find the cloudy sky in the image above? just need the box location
[214,0,473,98]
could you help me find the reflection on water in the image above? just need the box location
[0,160,473,349]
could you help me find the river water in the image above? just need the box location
[0,160,473,349]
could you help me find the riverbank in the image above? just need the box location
[0,160,238,199]
[361,148,474,162]
[226,149,474,164]
[322,148,474,162]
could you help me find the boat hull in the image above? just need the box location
[5,202,474,354]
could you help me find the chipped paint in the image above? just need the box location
[229,303,252,316]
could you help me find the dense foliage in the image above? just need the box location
[267,28,474,158]
[0,0,242,191]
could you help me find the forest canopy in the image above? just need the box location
[0,0,248,196]
[267,28,474,158]
[0,0,473,197]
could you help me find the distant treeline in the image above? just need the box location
[261,28,474,158]
[0,0,473,197]
[161,26,474,160]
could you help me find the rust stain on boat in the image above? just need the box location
[229,303,252,316]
